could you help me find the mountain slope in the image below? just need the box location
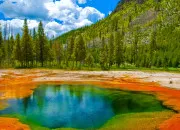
[56,0,179,44]
[54,0,180,68]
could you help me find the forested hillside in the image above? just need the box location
[54,0,180,69]
[0,0,179,70]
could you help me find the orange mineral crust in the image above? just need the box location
[159,114,180,130]
[0,117,30,130]
[0,76,37,100]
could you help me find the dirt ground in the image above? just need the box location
[1,69,179,88]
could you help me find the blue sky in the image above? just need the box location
[0,0,120,37]
[80,0,119,16]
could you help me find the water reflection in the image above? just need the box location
[0,85,114,129]
[0,84,167,129]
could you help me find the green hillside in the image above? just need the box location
[54,0,180,69]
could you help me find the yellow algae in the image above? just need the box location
[0,100,9,111]
[101,111,174,130]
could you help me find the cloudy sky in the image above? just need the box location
[0,0,119,38]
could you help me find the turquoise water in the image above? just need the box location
[0,84,167,129]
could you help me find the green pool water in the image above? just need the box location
[0,84,169,129]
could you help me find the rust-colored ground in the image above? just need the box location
[0,73,37,100]
[0,117,30,130]
[0,69,180,130]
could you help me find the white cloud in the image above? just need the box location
[45,0,80,22]
[0,19,39,37]
[45,0,104,26]
[0,0,105,37]
[78,0,87,4]
[0,19,39,30]
[45,21,74,37]
[0,19,23,29]
[0,0,49,19]
[79,7,104,22]
[74,19,92,28]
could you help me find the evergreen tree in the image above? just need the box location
[108,33,115,68]
[133,27,139,66]
[37,21,47,67]
[0,26,2,47]
[150,28,157,67]
[67,36,75,61]
[9,35,15,65]
[53,42,63,66]
[74,35,86,67]
[5,37,11,66]
[21,19,33,67]
[0,26,3,66]
[114,31,123,67]
[32,28,39,65]
[48,46,55,66]
[85,52,94,69]
[100,37,109,70]
[13,33,22,65]
[43,36,51,66]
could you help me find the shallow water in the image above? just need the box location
[0,84,168,129]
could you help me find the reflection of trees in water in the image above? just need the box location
[110,91,144,114]
[26,85,89,111]
[51,84,86,102]
[52,85,62,95]
[56,85,87,103]
[110,91,166,114]
[33,84,106,108]
[32,86,47,111]
[66,85,104,103]
[22,96,30,114]
[68,85,85,102]
[22,86,47,114]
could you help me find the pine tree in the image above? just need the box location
[37,21,47,67]
[133,27,139,66]
[85,52,94,69]
[74,35,86,68]
[13,33,22,65]
[150,28,157,67]
[100,37,109,70]
[108,33,114,68]
[21,19,33,67]
[32,28,38,66]
[0,26,3,66]
[43,36,51,66]
[4,35,13,65]
[9,35,15,65]
[48,46,55,66]
[53,42,63,66]
[0,26,2,47]
[114,31,123,67]
[67,36,75,61]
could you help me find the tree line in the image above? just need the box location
[0,19,52,68]
[0,19,179,70]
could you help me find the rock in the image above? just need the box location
[169,80,173,84]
